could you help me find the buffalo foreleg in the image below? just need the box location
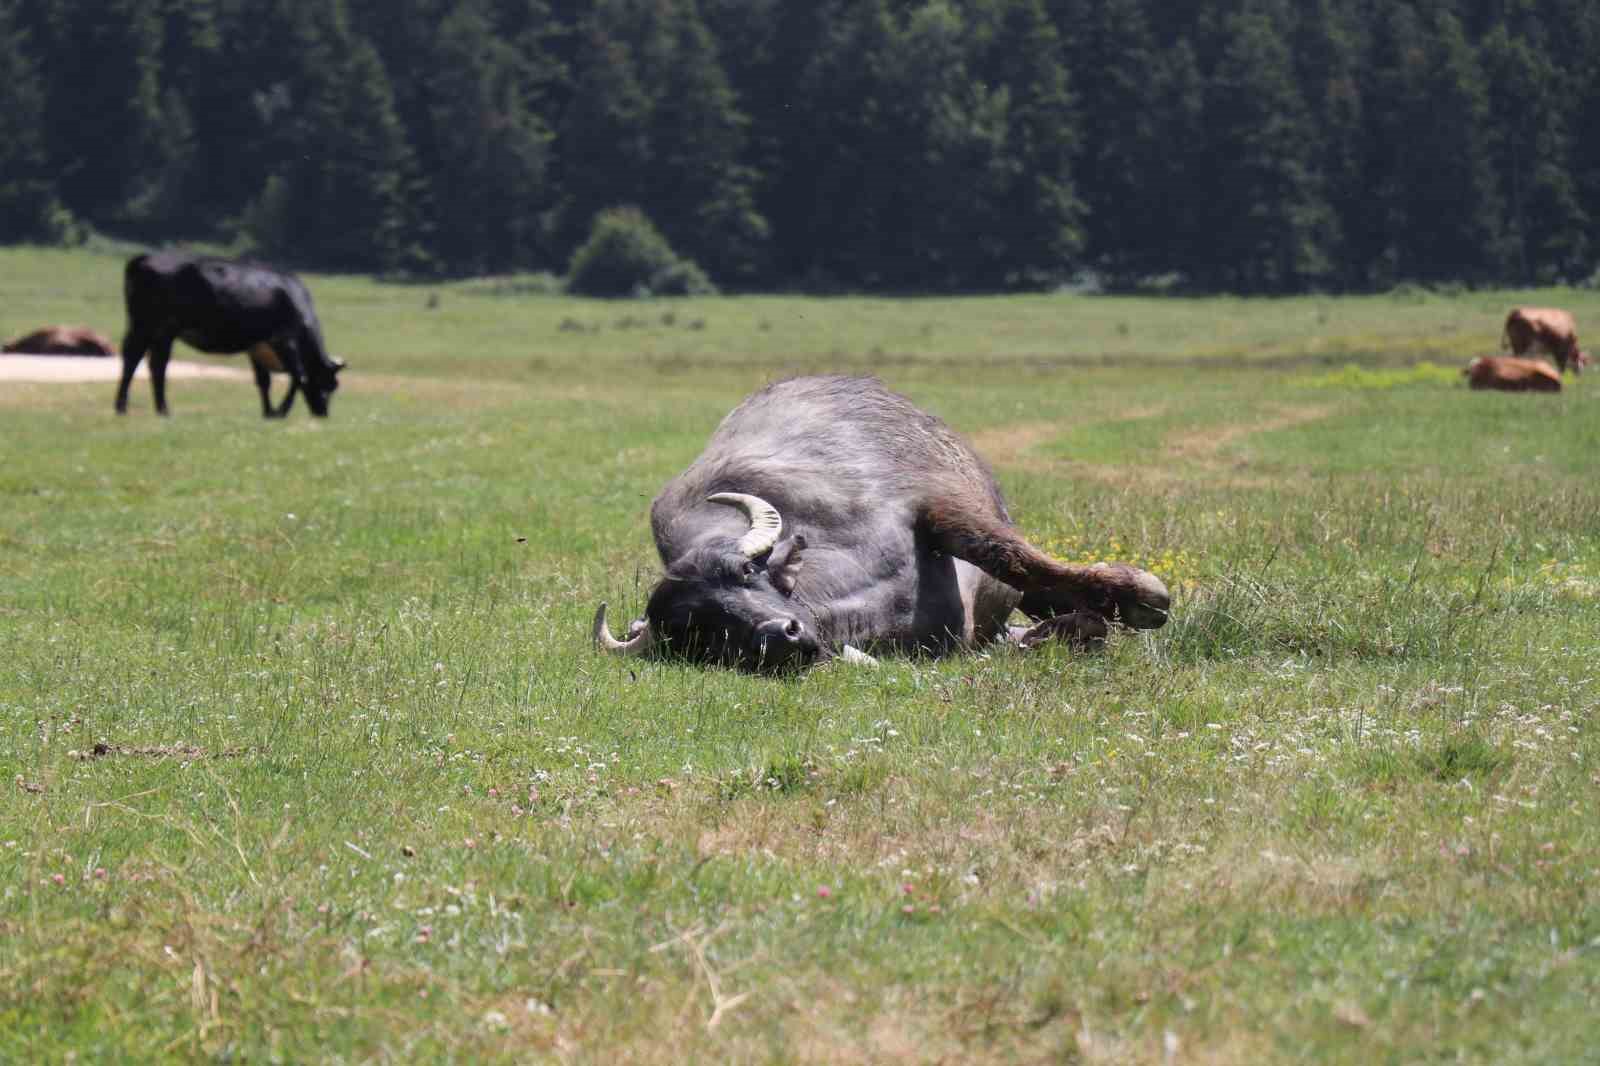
[267,342,304,417]
[275,376,302,416]
[250,358,283,418]
[920,499,1170,629]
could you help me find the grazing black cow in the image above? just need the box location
[594,376,1170,671]
[116,252,345,417]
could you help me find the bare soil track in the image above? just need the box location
[0,353,247,383]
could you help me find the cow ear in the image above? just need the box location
[766,534,806,596]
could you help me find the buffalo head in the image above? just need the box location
[304,356,346,417]
[594,492,823,672]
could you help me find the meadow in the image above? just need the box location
[2,246,1598,1063]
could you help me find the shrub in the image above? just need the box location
[648,259,716,297]
[566,207,717,298]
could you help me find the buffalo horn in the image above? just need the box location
[593,602,653,656]
[707,492,783,558]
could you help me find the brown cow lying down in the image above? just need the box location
[2,325,116,356]
[1463,355,1561,392]
[1502,307,1589,374]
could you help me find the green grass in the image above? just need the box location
[2,246,1598,1063]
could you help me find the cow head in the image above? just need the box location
[594,492,823,672]
[304,356,346,416]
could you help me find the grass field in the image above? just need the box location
[2,246,1598,1063]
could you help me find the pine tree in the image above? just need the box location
[963,0,1084,288]
[1054,0,1163,281]
[425,0,553,273]
[555,0,766,285]
[241,0,420,271]
[1480,17,1588,281]
[0,0,60,240]
[27,0,179,232]
[1295,0,1368,287]
[1199,6,1335,292]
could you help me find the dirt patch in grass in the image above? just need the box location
[69,742,252,761]
[0,354,248,383]
[1164,404,1334,462]
[968,405,1313,491]
[969,405,1170,474]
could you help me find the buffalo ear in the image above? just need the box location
[766,534,806,596]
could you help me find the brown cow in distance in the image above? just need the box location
[2,325,116,356]
[1502,307,1589,374]
[1463,355,1561,393]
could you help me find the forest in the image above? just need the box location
[0,0,1596,294]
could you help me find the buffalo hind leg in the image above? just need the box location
[920,499,1170,629]
[147,337,175,415]
[1010,611,1108,649]
[115,329,150,414]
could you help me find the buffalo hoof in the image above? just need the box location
[1015,610,1108,650]
[1091,563,1170,629]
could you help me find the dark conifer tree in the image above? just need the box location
[1054,0,1164,281]
[27,0,181,232]
[1369,6,1501,283]
[1295,0,1369,287]
[424,0,554,273]
[1200,6,1334,292]
[1481,10,1589,281]
[241,0,420,271]
[964,0,1084,288]
[555,0,766,285]
[0,0,59,240]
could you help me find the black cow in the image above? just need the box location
[594,376,1170,671]
[116,252,345,417]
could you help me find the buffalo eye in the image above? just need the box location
[741,561,760,582]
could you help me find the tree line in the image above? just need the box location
[1,0,1596,294]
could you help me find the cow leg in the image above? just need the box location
[115,329,150,414]
[919,498,1170,629]
[271,342,305,417]
[251,358,283,418]
[275,377,301,417]
[147,337,175,415]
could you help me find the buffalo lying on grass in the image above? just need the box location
[594,375,1170,671]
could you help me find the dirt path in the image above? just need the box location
[968,404,1333,491]
[0,354,249,383]
[1164,405,1334,461]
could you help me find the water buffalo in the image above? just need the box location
[3,325,116,356]
[115,252,345,417]
[593,376,1170,671]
